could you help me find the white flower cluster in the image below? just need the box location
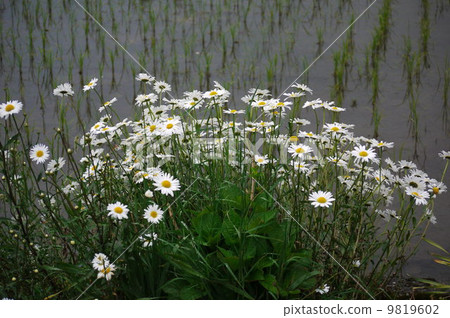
[91,253,116,281]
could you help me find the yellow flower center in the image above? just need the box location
[114,206,123,214]
[166,123,173,129]
[258,101,266,106]
[257,158,264,163]
[359,151,368,157]
[289,136,298,142]
[277,102,285,106]
[149,125,157,132]
[433,187,439,195]
[317,197,327,203]
[36,150,44,157]
[295,147,305,153]
[411,192,421,198]
[150,211,158,218]
[5,104,14,112]
[230,109,237,113]
[331,127,339,132]
[378,142,384,146]
[209,91,218,96]
[161,180,171,188]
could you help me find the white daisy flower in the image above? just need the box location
[153,81,171,94]
[291,160,310,173]
[370,139,394,149]
[428,181,447,196]
[352,260,361,267]
[398,160,417,170]
[402,175,426,191]
[325,105,346,112]
[135,93,158,107]
[283,91,305,99]
[324,122,348,134]
[135,73,155,83]
[315,284,330,294]
[83,78,98,91]
[0,100,23,119]
[153,172,180,196]
[99,97,117,112]
[97,263,116,281]
[292,83,313,94]
[405,187,430,206]
[107,201,129,219]
[203,89,226,99]
[298,131,318,139]
[376,209,399,222]
[159,119,183,136]
[46,157,66,173]
[288,144,313,158]
[429,214,437,224]
[91,253,109,270]
[139,233,158,247]
[30,144,50,164]
[291,118,311,126]
[438,150,450,160]
[224,109,245,115]
[255,154,269,166]
[53,83,74,97]
[351,145,377,164]
[309,191,335,208]
[143,204,164,224]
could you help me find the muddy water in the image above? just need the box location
[1,0,449,283]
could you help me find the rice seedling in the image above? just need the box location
[420,0,430,68]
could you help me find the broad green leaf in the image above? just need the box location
[260,273,278,296]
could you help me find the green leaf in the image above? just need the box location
[254,256,276,270]
[217,247,239,271]
[246,268,265,281]
[192,209,222,246]
[243,238,257,260]
[222,210,241,245]
[247,209,277,233]
[424,238,449,254]
[162,278,206,299]
[260,273,278,296]
[219,182,245,211]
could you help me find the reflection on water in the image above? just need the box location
[0,0,449,282]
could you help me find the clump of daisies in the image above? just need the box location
[2,75,448,299]
[92,253,116,281]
